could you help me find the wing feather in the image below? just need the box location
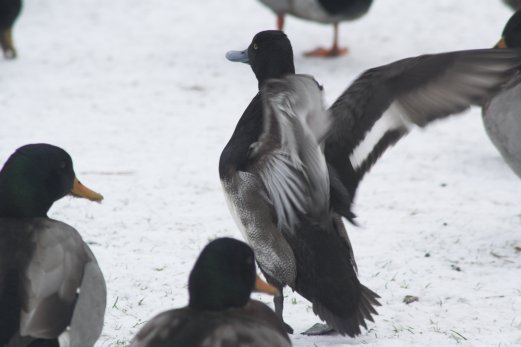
[19,219,105,345]
[20,220,85,338]
[253,74,331,229]
[326,48,521,202]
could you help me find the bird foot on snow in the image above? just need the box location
[283,321,294,334]
[301,323,336,335]
[304,46,348,58]
[3,49,17,59]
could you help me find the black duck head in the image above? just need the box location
[226,30,295,89]
[188,237,278,311]
[0,143,103,217]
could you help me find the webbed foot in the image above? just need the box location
[302,323,336,335]
[283,321,294,334]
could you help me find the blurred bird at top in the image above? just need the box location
[257,0,373,57]
[0,0,22,59]
[503,0,521,11]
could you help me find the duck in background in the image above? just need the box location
[0,144,106,347]
[482,10,521,178]
[222,30,521,336]
[257,0,373,57]
[503,0,521,11]
[0,0,22,59]
[129,238,291,347]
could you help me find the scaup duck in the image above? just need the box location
[482,10,521,178]
[0,0,22,59]
[221,30,521,336]
[257,0,373,57]
[129,237,291,347]
[0,144,106,347]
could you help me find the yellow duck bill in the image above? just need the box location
[70,178,104,202]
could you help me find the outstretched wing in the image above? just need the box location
[252,74,331,229]
[325,48,521,205]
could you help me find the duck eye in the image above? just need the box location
[59,161,67,170]
[253,43,259,50]
[245,256,253,265]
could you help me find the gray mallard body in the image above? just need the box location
[1,219,106,347]
[482,10,521,178]
[483,74,521,178]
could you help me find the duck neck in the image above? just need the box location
[188,262,251,311]
[256,61,295,90]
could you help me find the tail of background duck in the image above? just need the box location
[312,284,380,336]
[0,0,22,59]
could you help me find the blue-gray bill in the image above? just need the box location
[226,49,249,63]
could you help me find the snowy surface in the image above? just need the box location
[1,0,520,346]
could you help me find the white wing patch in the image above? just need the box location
[349,102,410,170]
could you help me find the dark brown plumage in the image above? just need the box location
[0,0,22,59]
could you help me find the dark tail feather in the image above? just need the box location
[312,283,380,337]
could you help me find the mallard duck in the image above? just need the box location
[221,30,521,335]
[482,10,521,178]
[503,0,521,11]
[0,0,22,59]
[0,144,106,347]
[257,0,373,57]
[129,237,291,347]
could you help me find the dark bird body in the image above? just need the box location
[221,30,521,336]
[0,144,106,347]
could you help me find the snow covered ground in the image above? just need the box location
[1,0,520,346]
